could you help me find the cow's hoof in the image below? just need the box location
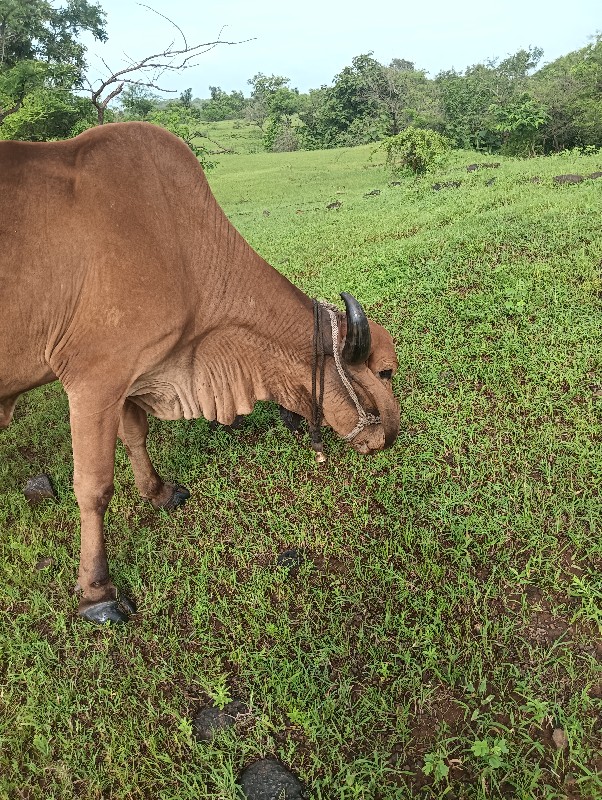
[79,595,136,625]
[161,484,191,511]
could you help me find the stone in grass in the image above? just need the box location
[276,549,308,577]
[23,474,56,505]
[553,174,584,184]
[192,700,248,742]
[238,759,306,800]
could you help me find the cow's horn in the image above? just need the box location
[340,292,371,364]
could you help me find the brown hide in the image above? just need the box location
[0,122,399,616]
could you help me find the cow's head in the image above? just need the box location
[314,294,400,455]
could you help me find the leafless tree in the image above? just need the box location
[87,6,252,124]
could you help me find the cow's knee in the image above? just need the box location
[73,478,114,514]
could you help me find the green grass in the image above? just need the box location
[195,118,265,155]
[1,143,601,799]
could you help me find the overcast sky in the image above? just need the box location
[82,0,600,98]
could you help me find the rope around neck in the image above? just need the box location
[321,303,381,442]
[309,299,326,455]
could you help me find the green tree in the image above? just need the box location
[247,72,289,97]
[117,84,159,120]
[365,62,441,136]
[436,47,544,152]
[299,53,385,148]
[179,86,192,108]
[244,72,299,132]
[243,72,301,150]
[532,34,602,151]
[0,0,106,136]
[0,0,106,70]
[201,85,246,121]
[0,84,96,139]
[389,58,415,72]
[485,93,548,155]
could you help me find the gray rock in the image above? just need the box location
[23,474,56,505]
[276,549,307,576]
[192,700,248,742]
[554,174,584,184]
[238,759,306,800]
[432,180,461,191]
[467,162,500,172]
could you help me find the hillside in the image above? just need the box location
[1,142,601,799]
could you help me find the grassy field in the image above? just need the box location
[1,138,601,799]
[197,119,266,155]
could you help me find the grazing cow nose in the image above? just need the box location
[352,425,385,455]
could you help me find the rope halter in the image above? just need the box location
[309,299,381,462]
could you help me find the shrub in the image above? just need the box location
[379,126,451,175]
[147,108,216,170]
[263,118,300,152]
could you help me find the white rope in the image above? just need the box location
[323,306,381,442]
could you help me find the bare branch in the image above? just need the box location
[100,82,125,108]
[86,9,255,125]
[137,4,188,51]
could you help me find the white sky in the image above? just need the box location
[81,0,600,98]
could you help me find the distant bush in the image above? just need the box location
[380,127,451,175]
[263,118,300,152]
[147,108,216,170]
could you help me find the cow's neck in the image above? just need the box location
[191,229,316,424]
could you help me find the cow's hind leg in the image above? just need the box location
[118,399,190,510]
[69,397,135,624]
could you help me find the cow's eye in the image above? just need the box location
[378,369,393,380]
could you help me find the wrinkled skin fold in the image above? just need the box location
[0,122,400,623]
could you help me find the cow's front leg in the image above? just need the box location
[70,400,135,624]
[0,393,20,429]
[118,399,190,510]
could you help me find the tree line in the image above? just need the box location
[1,0,600,158]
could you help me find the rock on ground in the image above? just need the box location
[238,759,306,800]
[276,549,308,577]
[192,700,248,742]
[23,474,56,504]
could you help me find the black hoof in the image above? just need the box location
[79,595,136,624]
[162,484,191,511]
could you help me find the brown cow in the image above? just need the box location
[0,122,400,623]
